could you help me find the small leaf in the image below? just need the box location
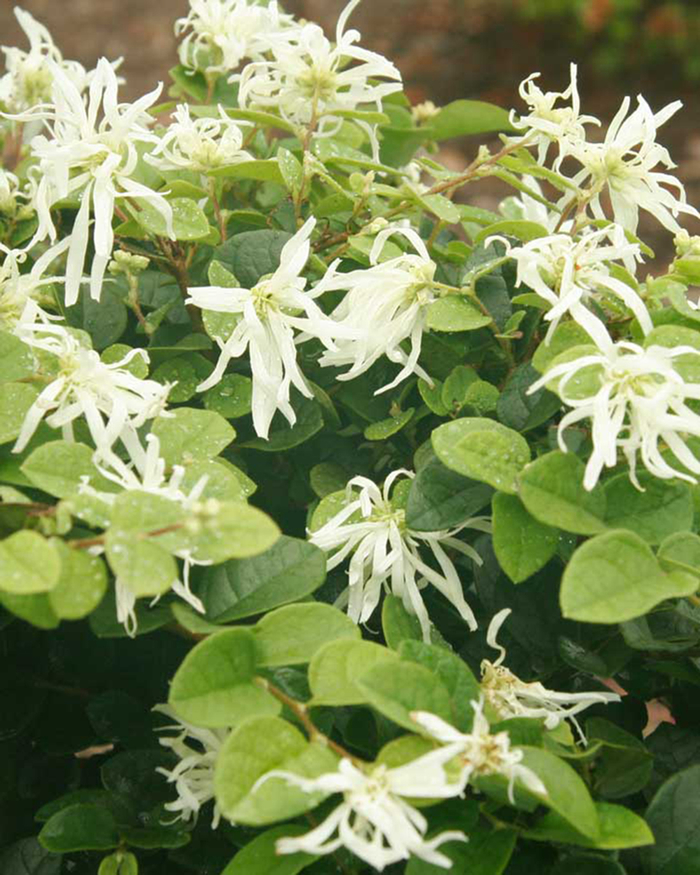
[48,541,107,620]
[432,417,530,494]
[221,825,318,875]
[169,627,280,727]
[21,440,116,499]
[492,492,558,583]
[406,453,493,531]
[518,451,607,535]
[39,804,119,853]
[134,196,210,240]
[646,765,700,875]
[431,99,515,140]
[200,536,327,622]
[0,383,40,445]
[0,531,61,594]
[151,407,235,465]
[561,530,697,623]
[309,639,399,705]
[254,603,360,666]
[364,408,414,440]
[425,296,492,331]
[604,472,693,545]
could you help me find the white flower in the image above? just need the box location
[499,176,562,232]
[186,216,353,440]
[14,58,174,305]
[509,64,600,167]
[0,168,25,216]
[479,610,620,744]
[318,225,438,393]
[175,0,296,75]
[529,339,700,490]
[260,754,466,871]
[12,323,170,456]
[147,104,252,174]
[154,705,227,827]
[568,95,700,234]
[0,238,70,331]
[492,224,651,350]
[0,8,91,115]
[412,698,547,803]
[309,469,489,642]
[237,0,401,153]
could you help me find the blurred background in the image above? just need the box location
[2,0,700,261]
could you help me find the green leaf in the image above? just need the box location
[518,451,607,535]
[497,363,561,432]
[406,824,515,875]
[169,627,280,727]
[0,531,61,594]
[200,536,324,622]
[431,99,515,140]
[215,229,293,288]
[0,383,40,445]
[646,765,700,874]
[357,658,454,732]
[48,541,107,620]
[0,590,59,629]
[134,197,210,240]
[426,296,492,332]
[0,839,61,875]
[586,717,653,799]
[21,440,115,499]
[532,322,592,373]
[364,408,414,440]
[658,531,700,580]
[221,825,318,875]
[151,408,235,465]
[215,716,338,826]
[526,801,654,849]
[603,473,693,545]
[105,530,177,598]
[441,365,478,412]
[187,500,280,564]
[152,356,199,402]
[561,529,698,623]
[474,219,549,245]
[492,492,559,583]
[277,147,303,196]
[406,453,493,531]
[480,746,599,839]
[399,640,481,732]
[66,286,128,350]
[309,639,399,705]
[204,374,253,419]
[210,158,285,184]
[382,594,424,649]
[254,603,360,666]
[0,331,35,382]
[243,397,324,451]
[39,804,119,852]
[432,417,530,494]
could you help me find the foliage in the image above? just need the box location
[0,1,699,874]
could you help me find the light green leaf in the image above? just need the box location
[221,825,318,875]
[21,440,116,499]
[406,824,515,875]
[134,197,210,240]
[204,374,253,419]
[215,716,338,825]
[105,530,178,598]
[518,451,607,535]
[561,529,698,623]
[382,594,424,649]
[309,639,399,705]
[253,603,360,667]
[0,383,40,445]
[492,492,558,583]
[364,408,414,440]
[48,542,107,620]
[186,501,279,563]
[526,802,654,849]
[200,535,326,622]
[151,408,235,465]
[0,331,34,382]
[603,473,693,545]
[169,628,280,727]
[0,531,61,594]
[277,147,303,196]
[210,158,285,184]
[432,417,530,494]
[357,659,454,732]
[474,219,549,245]
[431,99,515,140]
[426,296,492,332]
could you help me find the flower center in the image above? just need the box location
[297,63,339,104]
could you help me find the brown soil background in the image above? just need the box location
[2,0,699,265]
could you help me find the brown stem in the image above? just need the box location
[256,677,362,765]
[69,521,184,551]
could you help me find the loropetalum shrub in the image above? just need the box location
[3,3,700,874]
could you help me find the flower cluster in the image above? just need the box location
[309,469,489,640]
